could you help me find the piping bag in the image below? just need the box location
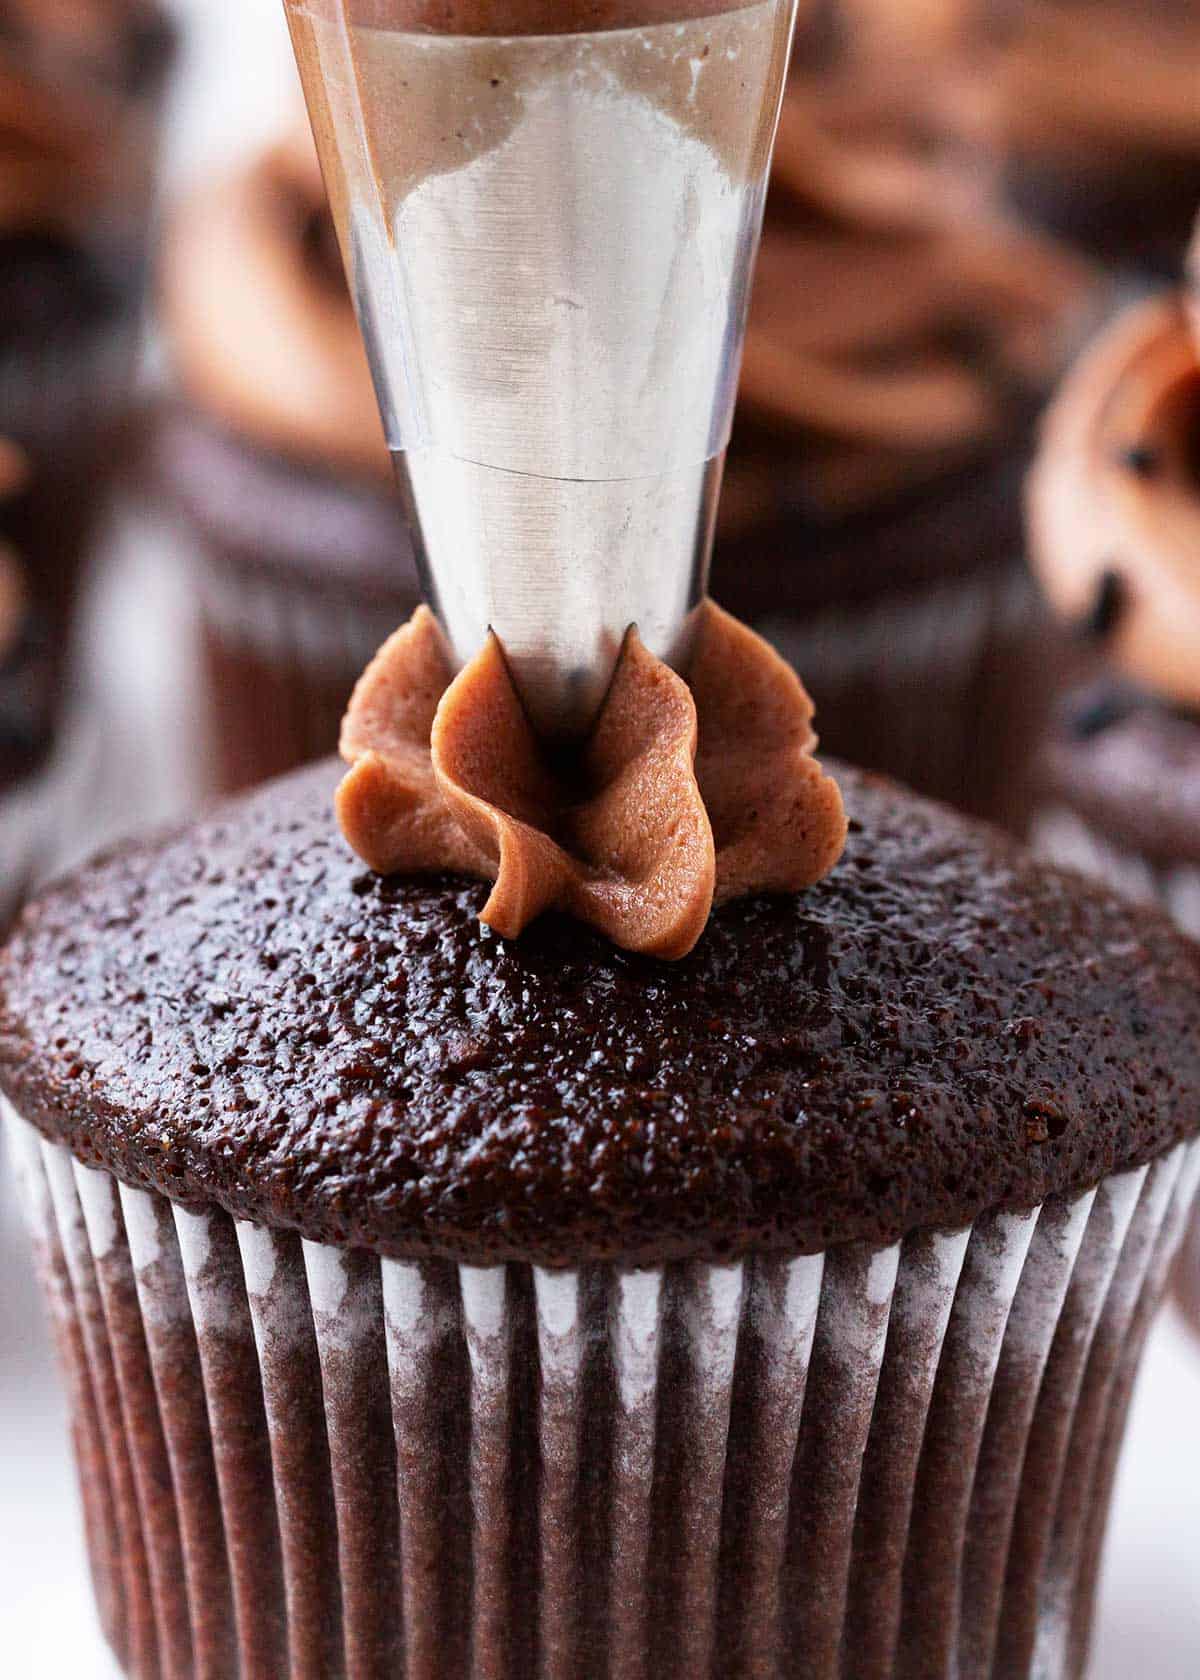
[284,0,845,957]
[283,0,801,740]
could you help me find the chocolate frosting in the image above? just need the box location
[991,2,1200,166]
[342,0,751,30]
[1026,293,1200,709]
[176,9,1090,522]
[0,0,163,238]
[727,27,1097,525]
[3,2,159,80]
[162,128,389,481]
[338,602,847,959]
[4,757,1200,1265]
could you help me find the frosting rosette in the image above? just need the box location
[337,602,847,959]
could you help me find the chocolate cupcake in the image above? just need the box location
[981,0,1200,279]
[5,740,1200,1678]
[149,129,422,797]
[711,6,1100,832]
[1024,279,1200,1343]
[0,1,174,730]
[1027,290,1200,930]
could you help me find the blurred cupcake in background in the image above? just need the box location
[1028,288,1200,931]
[148,128,421,796]
[712,0,1101,833]
[980,0,1200,279]
[1026,249,1200,1343]
[0,0,174,726]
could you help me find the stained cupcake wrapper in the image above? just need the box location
[760,562,1051,834]
[1033,810,1200,1344]
[7,1107,1199,1680]
[188,540,408,795]
[1,771,57,930]
[1001,152,1200,283]
[0,311,144,460]
[0,712,105,932]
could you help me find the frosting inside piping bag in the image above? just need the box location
[338,601,846,960]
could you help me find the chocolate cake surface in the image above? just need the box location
[3,758,1199,1266]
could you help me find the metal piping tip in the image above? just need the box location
[286,0,798,739]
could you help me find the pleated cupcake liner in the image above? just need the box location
[0,710,105,934]
[760,562,1054,835]
[1002,153,1200,284]
[189,543,408,795]
[0,310,144,462]
[1033,810,1200,1344]
[8,1106,1199,1680]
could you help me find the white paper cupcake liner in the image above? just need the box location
[7,1105,1199,1680]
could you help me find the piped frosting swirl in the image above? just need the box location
[990,1,1200,167]
[337,602,847,959]
[727,18,1096,523]
[1027,290,1200,709]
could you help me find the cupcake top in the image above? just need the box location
[162,126,389,484]
[1026,293,1200,710]
[3,756,1199,1266]
[722,11,1096,534]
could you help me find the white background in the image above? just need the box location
[0,1,1198,1673]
